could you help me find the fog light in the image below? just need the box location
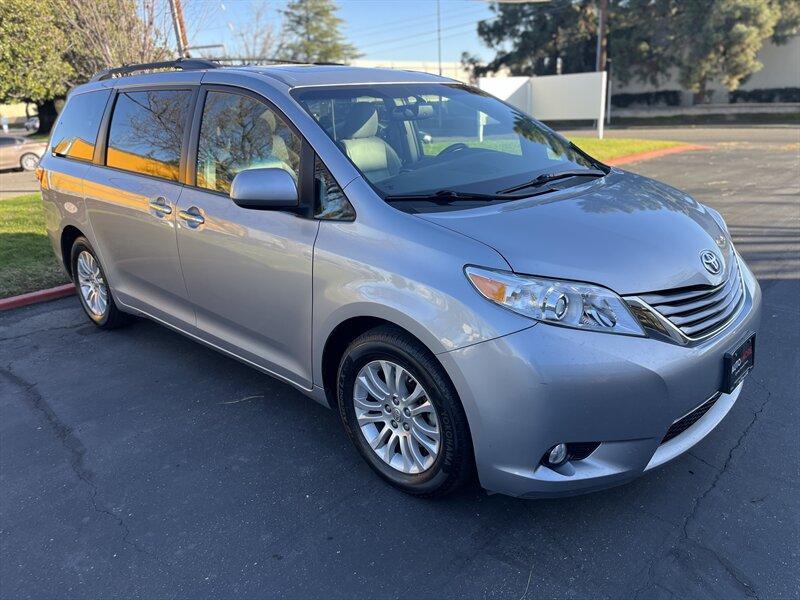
[546,443,568,466]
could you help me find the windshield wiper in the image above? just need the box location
[384,189,509,203]
[498,169,606,195]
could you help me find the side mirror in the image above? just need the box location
[230,168,299,210]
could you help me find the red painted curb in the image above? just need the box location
[0,283,75,311]
[606,144,709,166]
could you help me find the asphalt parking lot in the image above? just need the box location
[1,127,798,599]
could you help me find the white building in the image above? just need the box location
[351,60,471,83]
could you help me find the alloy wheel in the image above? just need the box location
[20,154,39,171]
[353,360,441,474]
[76,250,108,317]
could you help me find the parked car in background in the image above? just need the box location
[0,136,47,171]
[40,60,761,499]
[24,116,40,132]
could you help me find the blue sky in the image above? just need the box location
[188,0,497,63]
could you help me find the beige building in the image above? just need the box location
[612,34,800,105]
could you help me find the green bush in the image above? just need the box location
[611,90,682,108]
[729,87,800,103]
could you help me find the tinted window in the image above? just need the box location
[51,90,111,161]
[196,91,301,194]
[294,84,596,199]
[106,89,192,181]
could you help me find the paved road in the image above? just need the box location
[1,130,798,599]
[1,129,41,199]
[0,169,39,200]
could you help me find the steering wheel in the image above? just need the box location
[438,142,469,156]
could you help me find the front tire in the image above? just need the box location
[70,237,130,329]
[337,326,474,497]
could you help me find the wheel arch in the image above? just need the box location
[319,313,454,411]
[60,225,85,277]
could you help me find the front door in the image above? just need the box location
[0,137,17,169]
[84,88,196,327]
[176,87,318,388]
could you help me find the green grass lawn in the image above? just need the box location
[571,137,684,161]
[0,193,69,298]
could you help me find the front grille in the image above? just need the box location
[661,392,721,444]
[637,257,744,339]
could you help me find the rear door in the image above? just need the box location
[40,89,113,266]
[175,86,319,388]
[84,86,196,327]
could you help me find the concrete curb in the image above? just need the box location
[0,284,74,312]
[606,144,709,166]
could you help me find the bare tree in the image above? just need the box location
[57,0,173,83]
[230,3,287,63]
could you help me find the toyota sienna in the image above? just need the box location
[39,60,761,498]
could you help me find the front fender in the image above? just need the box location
[311,202,533,387]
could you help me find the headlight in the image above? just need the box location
[465,266,644,336]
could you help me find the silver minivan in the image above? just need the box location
[40,60,761,498]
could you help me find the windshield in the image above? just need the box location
[292,83,600,200]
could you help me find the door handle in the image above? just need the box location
[178,206,205,228]
[149,197,172,216]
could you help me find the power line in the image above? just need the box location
[356,15,495,50]
[437,0,442,75]
[360,2,576,57]
[354,0,574,51]
[361,22,490,56]
[354,5,487,40]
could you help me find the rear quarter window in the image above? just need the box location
[50,90,111,161]
[106,89,193,181]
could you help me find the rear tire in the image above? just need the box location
[19,153,39,171]
[336,325,474,498]
[70,237,130,329]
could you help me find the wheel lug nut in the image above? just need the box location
[390,420,398,428]
[392,398,400,406]
[403,408,411,417]
[384,404,391,412]
[403,423,410,431]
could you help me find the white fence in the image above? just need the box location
[478,71,608,138]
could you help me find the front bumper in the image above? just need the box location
[439,258,762,498]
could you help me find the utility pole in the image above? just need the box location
[595,0,608,72]
[436,0,442,76]
[168,0,190,58]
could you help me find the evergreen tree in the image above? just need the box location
[670,0,795,100]
[476,0,597,76]
[281,0,360,63]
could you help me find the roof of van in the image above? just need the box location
[237,64,455,87]
[78,62,456,95]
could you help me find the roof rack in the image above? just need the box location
[209,56,344,66]
[90,58,220,82]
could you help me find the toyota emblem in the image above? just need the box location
[700,250,722,275]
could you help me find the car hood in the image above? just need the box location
[418,171,733,295]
